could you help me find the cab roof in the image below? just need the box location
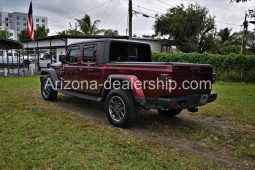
[68,38,150,47]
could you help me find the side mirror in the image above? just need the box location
[59,55,67,64]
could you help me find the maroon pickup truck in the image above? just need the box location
[40,39,217,128]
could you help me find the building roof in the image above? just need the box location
[0,39,23,49]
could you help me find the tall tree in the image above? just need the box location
[154,3,215,53]
[18,29,30,41]
[18,26,49,41]
[57,22,82,36]
[246,31,255,52]
[75,14,103,35]
[0,30,10,39]
[218,28,232,44]
[35,26,49,39]
[57,30,67,36]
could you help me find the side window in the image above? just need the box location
[67,47,80,63]
[83,46,95,63]
[44,54,51,60]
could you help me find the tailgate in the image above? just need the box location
[159,63,214,97]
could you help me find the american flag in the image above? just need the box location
[26,1,34,40]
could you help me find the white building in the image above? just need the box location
[0,11,48,40]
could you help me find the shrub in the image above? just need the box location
[216,45,253,55]
[152,52,255,82]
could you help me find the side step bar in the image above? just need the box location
[57,90,103,102]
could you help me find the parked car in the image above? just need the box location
[0,51,29,67]
[38,54,56,69]
[40,39,217,128]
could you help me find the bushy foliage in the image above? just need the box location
[154,3,215,53]
[216,45,253,55]
[18,26,49,41]
[153,52,255,82]
[0,30,10,39]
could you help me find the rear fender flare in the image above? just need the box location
[102,74,146,105]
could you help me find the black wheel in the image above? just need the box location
[47,63,51,68]
[157,109,182,117]
[41,77,58,101]
[105,90,137,128]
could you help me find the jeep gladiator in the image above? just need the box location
[40,39,217,128]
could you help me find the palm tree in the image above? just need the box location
[57,30,67,36]
[218,28,232,44]
[75,14,103,35]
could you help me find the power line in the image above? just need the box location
[135,4,164,15]
[133,10,158,19]
[156,0,175,7]
[135,4,242,27]
[101,0,120,27]
[99,0,115,22]
[113,12,128,31]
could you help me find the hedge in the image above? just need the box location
[152,52,255,83]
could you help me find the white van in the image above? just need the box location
[38,54,56,69]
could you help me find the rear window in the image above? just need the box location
[109,42,151,62]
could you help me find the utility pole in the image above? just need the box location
[241,12,248,55]
[128,0,133,39]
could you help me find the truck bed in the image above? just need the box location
[106,62,213,98]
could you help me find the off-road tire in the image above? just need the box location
[41,77,58,101]
[105,90,137,128]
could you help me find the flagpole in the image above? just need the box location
[33,40,36,74]
[30,0,37,73]
[31,0,36,74]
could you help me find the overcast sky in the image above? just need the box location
[1,0,254,36]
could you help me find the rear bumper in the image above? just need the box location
[144,92,217,110]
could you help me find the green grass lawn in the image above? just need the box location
[0,77,254,169]
[201,82,255,127]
